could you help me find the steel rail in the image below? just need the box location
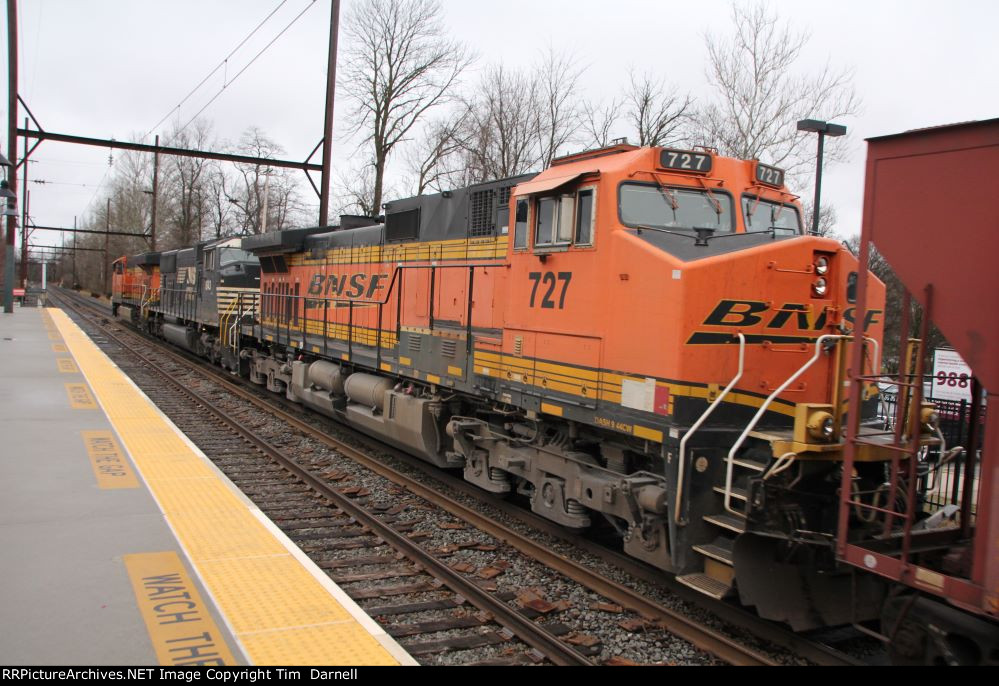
[52,289,593,666]
[56,288,861,666]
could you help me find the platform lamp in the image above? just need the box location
[797,119,846,236]
[1,152,17,314]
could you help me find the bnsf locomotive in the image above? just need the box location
[114,142,979,654]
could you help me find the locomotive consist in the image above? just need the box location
[113,142,958,644]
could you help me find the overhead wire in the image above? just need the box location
[142,0,291,141]
[173,0,318,138]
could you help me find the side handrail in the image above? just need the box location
[229,294,259,354]
[723,334,848,516]
[673,333,746,525]
[219,298,238,349]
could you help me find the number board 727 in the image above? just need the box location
[659,149,712,174]
[754,162,785,188]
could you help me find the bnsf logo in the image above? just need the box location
[703,299,882,332]
[306,272,388,299]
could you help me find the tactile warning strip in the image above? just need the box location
[49,308,414,666]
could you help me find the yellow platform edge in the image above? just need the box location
[48,308,416,666]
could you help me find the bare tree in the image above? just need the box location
[533,48,584,167]
[625,70,694,147]
[460,64,541,182]
[334,163,381,219]
[802,200,839,239]
[341,0,473,212]
[161,120,213,248]
[698,2,860,181]
[204,163,235,239]
[228,127,304,235]
[403,110,469,195]
[581,97,623,149]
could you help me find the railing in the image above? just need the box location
[155,286,199,322]
[117,283,147,306]
[878,388,985,516]
[673,333,745,525]
[252,262,495,367]
[220,292,260,356]
[723,334,850,516]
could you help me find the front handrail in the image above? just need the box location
[723,334,848,516]
[673,333,746,525]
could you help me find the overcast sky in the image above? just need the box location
[2,0,998,245]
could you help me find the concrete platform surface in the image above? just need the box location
[0,305,413,666]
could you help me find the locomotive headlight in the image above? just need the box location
[807,410,836,441]
[814,256,829,275]
[812,277,828,297]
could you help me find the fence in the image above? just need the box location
[878,390,985,514]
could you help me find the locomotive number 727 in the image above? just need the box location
[528,271,572,309]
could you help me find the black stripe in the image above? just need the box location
[686,332,817,346]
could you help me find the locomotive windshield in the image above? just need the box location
[742,195,802,234]
[220,247,255,265]
[619,182,734,233]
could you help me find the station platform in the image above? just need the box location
[0,304,415,666]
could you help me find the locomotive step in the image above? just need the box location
[692,541,735,566]
[712,485,748,501]
[703,513,746,533]
[731,457,768,472]
[676,573,732,600]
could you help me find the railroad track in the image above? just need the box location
[53,288,866,666]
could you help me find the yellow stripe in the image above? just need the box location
[66,383,97,409]
[633,425,664,442]
[52,343,67,353]
[123,551,237,666]
[540,402,563,417]
[447,365,463,377]
[81,430,139,489]
[399,356,412,366]
[50,309,405,666]
[291,235,509,266]
[473,350,795,417]
[426,373,441,384]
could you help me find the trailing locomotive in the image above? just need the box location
[112,142,952,644]
[113,236,261,362]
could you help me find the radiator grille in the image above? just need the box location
[441,339,457,358]
[469,189,495,237]
[498,185,512,206]
[408,335,422,353]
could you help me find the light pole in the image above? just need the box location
[4,0,16,313]
[1,152,16,312]
[797,119,846,236]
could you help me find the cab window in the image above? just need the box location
[535,197,557,246]
[534,188,595,248]
[742,195,802,235]
[514,198,529,249]
[575,189,594,244]
[619,182,734,233]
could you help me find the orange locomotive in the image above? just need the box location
[237,142,915,630]
[110,251,160,320]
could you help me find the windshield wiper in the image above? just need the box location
[632,225,719,246]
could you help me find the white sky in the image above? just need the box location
[2,0,998,243]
